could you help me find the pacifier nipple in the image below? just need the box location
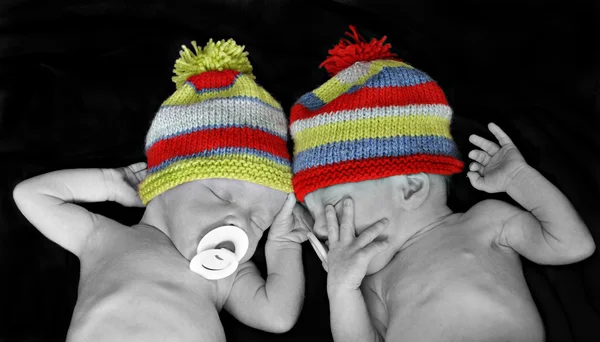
[189,226,249,280]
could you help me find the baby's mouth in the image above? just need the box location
[215,241,236,254]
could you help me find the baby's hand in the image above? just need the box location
[103,162,147,207]
[467,122,528,193]
[326,199,389,293]
[267,194,310,245]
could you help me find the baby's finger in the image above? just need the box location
[130,194,145,208]
[339,198,356,243]
[355,219,388,248]
[136,169,147,183]
[280,194,297,216]
[468,149,491,166]
[359,240,389,260]
[488,122,514,146]
[469,162,484,176]
[128,162,147,172]
[293,229,309,242]
[272,194,296,226]
[121,188,145,208]
[469,134,500,155]
[325,205,340,243]
[467,171,486,191]
[124,162,148,184]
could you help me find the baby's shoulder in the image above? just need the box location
[463,199,523,224]
[451,199,524,244]
[80,218,149,255]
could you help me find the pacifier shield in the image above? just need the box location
[189,248,239,280]
[196,225,249,261]
[191,225,249,280]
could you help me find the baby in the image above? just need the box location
[290,26,595,342]
[13,39,307,341]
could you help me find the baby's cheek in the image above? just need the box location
[353,208,372,232]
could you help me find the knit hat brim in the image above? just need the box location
[139,154,293,205]
[293,154,463,202]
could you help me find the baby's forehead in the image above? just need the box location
[182,178,286,209]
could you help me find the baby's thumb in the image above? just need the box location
[270,194,296,228]
[126,188,145,207]
[276,194,296,218]
[467,171,486,191]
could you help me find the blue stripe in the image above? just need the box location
[292,135,461,173]
[346,66,432,94]
[147,124,287,150]
[295,66,433,111]
[161,95,283,112]
[185,73,243,95]
[296,92,326,111]
[148,147,291,174]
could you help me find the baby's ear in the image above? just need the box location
[394,173,430,210]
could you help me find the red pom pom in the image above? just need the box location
[320,25,399,77]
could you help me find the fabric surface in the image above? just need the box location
[1,1,598,341]
[139,39,293,205]
[290,53,464,201]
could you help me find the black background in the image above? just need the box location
[1,0,599,341]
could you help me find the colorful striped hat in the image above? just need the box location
[138,39,293,205]
[290,26,463,202]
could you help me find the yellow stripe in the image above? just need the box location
[313,60,412,104]
[162,74,282,110]
[139,155,293,204]
[294,115,452,153]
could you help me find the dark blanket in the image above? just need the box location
[1,0,598,341]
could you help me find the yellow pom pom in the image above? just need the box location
[172,39,255,89]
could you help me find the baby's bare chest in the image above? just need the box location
[365,224,542,340]
[69,226,228,341]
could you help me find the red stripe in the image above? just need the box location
[290,82,449,122]
[186,70,240,91]
[146,127,290,169]
[292,154,463,202]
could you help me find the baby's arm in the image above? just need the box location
[325,199,389,342]
[223,195,306,333]
[468,123,595,264]
[12,163,146,256]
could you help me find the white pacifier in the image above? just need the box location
[189,226,249,280]
[307,232,329,273]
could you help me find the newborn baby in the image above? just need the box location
[13,39,307,341]
[291,26,595,342]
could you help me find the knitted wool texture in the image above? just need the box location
[138,39,292,205]
[290,27,464,202]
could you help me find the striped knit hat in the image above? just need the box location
[290,26,463,202]
[138,39,293,205]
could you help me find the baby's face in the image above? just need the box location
[304,179,394,244]
[163,178,287,263]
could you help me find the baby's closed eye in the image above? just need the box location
[206,186,231,203]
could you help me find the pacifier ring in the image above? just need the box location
[191,225,250,280]
[190,248,239,280]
